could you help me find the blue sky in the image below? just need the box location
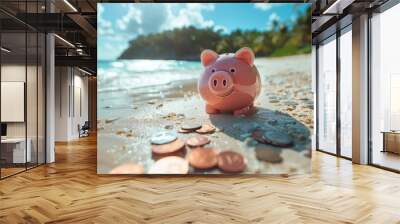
[98,3,310,60]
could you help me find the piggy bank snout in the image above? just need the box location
[208,71,234,96]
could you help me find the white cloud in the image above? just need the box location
[117,5,142,31]
[99,36,129,60]
[116,4,168,35]
[98,4,114,35]
[254,3,272,11]
[214,25,228,33]
[114,4,216,35]
[266,13,280,31]
[269,13,280,21]
[163,3,215,30]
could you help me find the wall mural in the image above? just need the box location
[97,3,313,175]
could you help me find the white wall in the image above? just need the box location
[55,67,89,141]
[55,66,69,141]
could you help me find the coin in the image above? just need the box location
[255,145,283,163]
[151,139,185,154]
[150,131,177,145]
[178,128,193,134]
[252,129,292,147]
[181,121,202,131]
[195,124,216,134]
[217,151,246,173]
[151,148,186,161]
[109,163,144,174]
[188,148,218,169]
[186,135,210,147]
[148,156,189,174]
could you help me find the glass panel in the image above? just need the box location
[340,28,352,158]
[371,4,400,171]
[26,0,39,169]
[38,32,45,165]
[317,36,337,154]
[27,30,38,169]
[0,0,46,178]
[1,31,27,177]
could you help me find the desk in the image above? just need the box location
[381,131,400,155]
[1,138,31,163]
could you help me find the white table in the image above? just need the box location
[1,138,31,163]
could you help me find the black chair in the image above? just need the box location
[79,121,90,138]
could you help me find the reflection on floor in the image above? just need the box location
[0,162,42,178]
[373,150,400,171]
[0,167,25,177]
[0,134,400,223]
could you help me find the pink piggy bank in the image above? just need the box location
[198,47,261,116]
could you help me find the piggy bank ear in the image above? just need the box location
[235,47,254,66]
[200,49,218,67]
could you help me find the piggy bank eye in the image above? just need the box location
[211,68,216,73]
[229,68,236,73]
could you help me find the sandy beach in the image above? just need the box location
[97,54,313,174]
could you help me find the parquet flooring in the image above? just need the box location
[1,134,400,223]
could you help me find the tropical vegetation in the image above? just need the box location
[119,9,311,60]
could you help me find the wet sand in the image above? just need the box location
[97,54,313,174]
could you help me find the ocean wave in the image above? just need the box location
[98,60,202,93]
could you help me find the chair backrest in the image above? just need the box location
[82,121,90,129]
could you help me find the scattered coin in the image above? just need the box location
[252,129,293,147]
[109,163,144,174]
[151,139,185,155]
[217,151,246,173]
[186,135,210,147]
[162,113,185,120]
[178,128,193,134]
[148,156,189,174]
[195,124,216,134]
[151,148,186,161]
[150,131,177,145]
[181,121,202,131]
[188,148,218,169]
[255,145,283,163]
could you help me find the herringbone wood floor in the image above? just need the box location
[1,135,400,224]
